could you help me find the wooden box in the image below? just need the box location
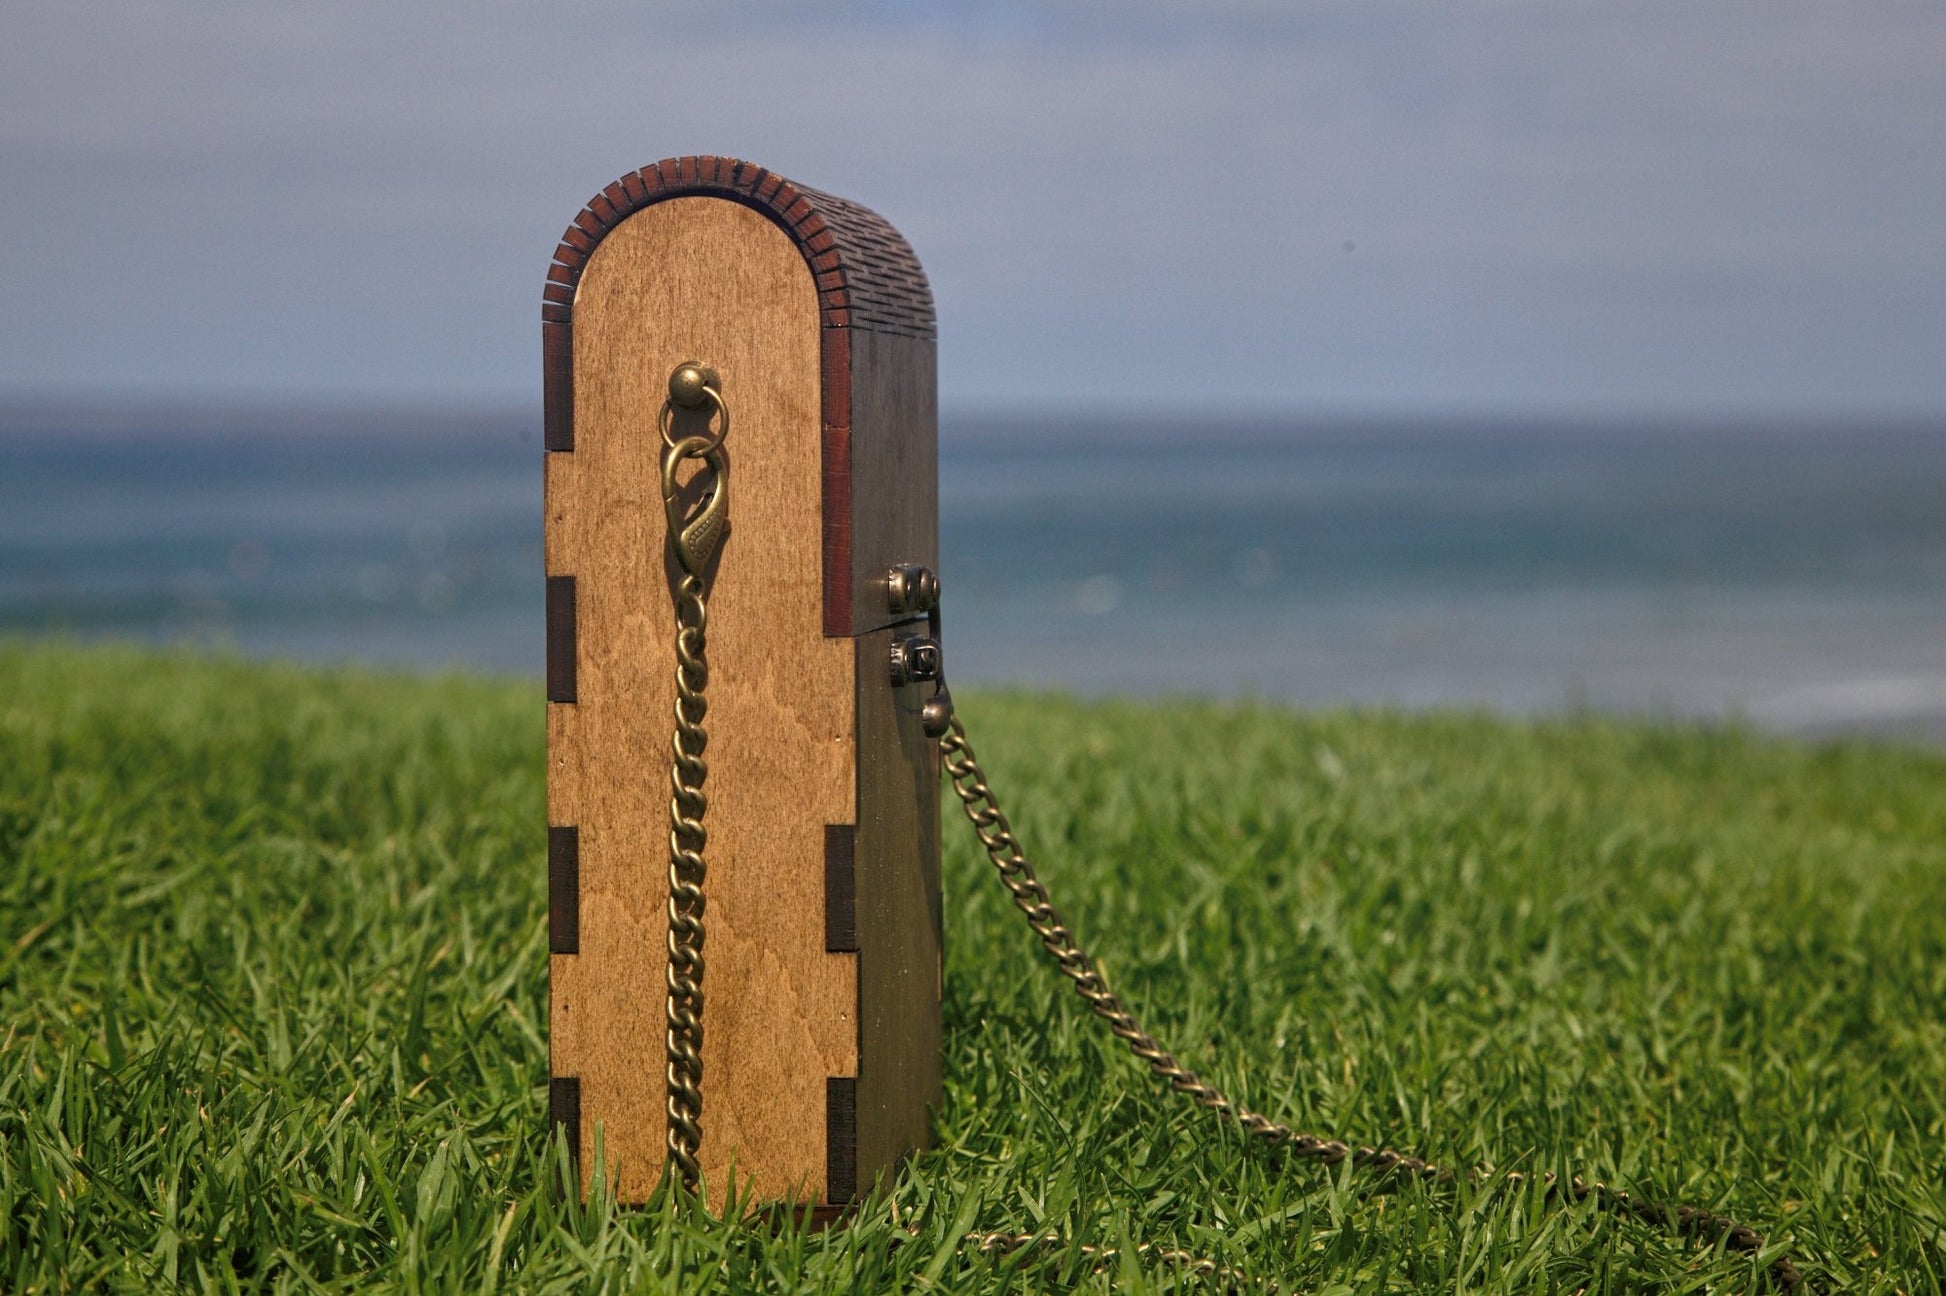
[542,157,941,1213]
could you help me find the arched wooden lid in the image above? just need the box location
[542,156,935,452]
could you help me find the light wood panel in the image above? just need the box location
[547,197,857,1209]
[545,167,943,1215]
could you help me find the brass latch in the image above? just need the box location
[885,563,953,737]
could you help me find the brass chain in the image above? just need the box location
[639,358,1804,1286]
[937,713,1808,1292]
[663,568,710,1189]
[659,361,731,1192]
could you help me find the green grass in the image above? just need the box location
[3,641,1943,1293]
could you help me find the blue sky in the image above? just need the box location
[4,1,1942,418]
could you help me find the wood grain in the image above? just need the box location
[540,155,937,638]
[547,197,858,1209]
[851,624,943,1191]
[847,325,944,1188]
[846,330,939,634]
[545,165,942,1215]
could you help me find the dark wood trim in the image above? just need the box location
[825,1076,857,1204]
[850,624,943,1187]
[543,334,573,450]
[824,824,857,953]
[550,1076,582,1176]
[819,328,853,638]
[546,575,576,703]
[548,825,579,954]
[541,156,935,636]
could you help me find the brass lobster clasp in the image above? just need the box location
[662,436,727,577]
[660,361,730,578]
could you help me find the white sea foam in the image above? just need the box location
[1752,675,1946,728]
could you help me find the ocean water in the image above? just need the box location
[4,408,1944,741]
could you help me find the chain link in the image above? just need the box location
[938,713,1808,1292]
[658,364,725,1194]
[663,571,710,1189]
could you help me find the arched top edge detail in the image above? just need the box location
[542,155,935,341]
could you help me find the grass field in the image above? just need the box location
[3,642,1943,1293]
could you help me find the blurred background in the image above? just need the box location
[4,2,1943,740]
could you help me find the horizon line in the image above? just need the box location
[3,390,1944,437]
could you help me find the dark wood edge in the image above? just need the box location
[541,157,935,633]
[543,338,572,451]
[824,824,857,953]
[826,1076,858,1204]
[550,1076,582,1180]
[545,575,576,702]
[819,329,853,638]
[548,825,579,954]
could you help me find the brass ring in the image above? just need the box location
[660,434,723,501]
[661,362,728,454]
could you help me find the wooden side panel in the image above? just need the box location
[845,330,939,634]
[546,197,858,1209]
[849,326,943,1188]
[852,624,943,1189]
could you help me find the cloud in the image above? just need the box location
[2,0,1942,414]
